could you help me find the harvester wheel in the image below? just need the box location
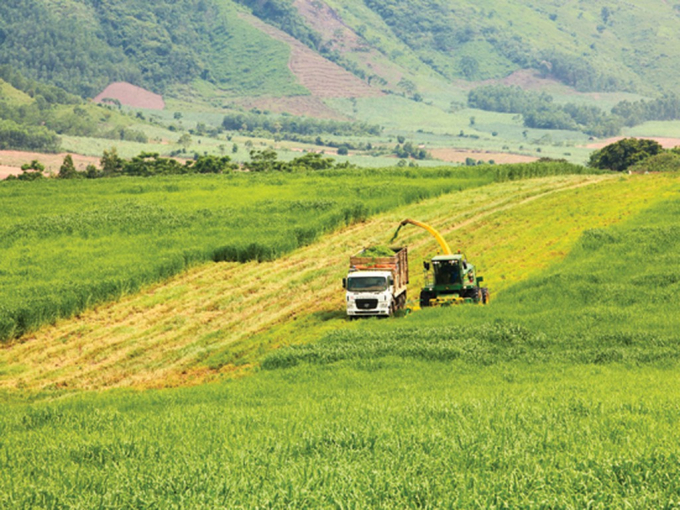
[419,290,433,308]
[468,287,480,303]
[481,287,490,304]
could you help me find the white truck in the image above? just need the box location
[343,247,409,318]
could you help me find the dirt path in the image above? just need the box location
[5,173,663,391]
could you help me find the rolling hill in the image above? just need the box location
[2,170,680,507]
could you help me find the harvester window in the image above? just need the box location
[347,276,388,292]
[434,261,460,285]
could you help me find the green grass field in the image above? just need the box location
[1,167,679,507]
[0,166,516,343]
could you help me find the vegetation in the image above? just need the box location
[0,0,304,97]
[2,173,680,507]
[222,111,382,137]
[588,138,664,171]
[359,245,395,257]
[0,164,530,342]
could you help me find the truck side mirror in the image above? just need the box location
[342,278,347,289]
[423,261,430,271]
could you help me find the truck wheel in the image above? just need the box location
[420,290,432,308]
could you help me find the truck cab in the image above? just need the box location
[345,270,395,317]
[343,246,408,318]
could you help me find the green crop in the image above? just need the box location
[1,171,679,508]
[358,245,395,257]
[0,162,589,343]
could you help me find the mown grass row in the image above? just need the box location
[0,162,590,342]
[264,178,680,370]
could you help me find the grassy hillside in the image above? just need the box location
[323,0,680,94]
[2,172,680,507]
[3,0,680,101]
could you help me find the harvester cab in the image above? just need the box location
[391,219,489,308]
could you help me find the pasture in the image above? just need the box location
[1,166,679,507]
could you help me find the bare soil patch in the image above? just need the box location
[94,82,165,110]
[242,13,381,99]
[0,165,21,179]
[238,96,350,120]
[585,137,680,150]
[430,148,538,164]
[0,150,101,176]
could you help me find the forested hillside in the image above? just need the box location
[325,0,680,93]
[0,0,303,98]
[2,0,680,101]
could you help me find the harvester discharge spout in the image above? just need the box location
[391,218,452,255]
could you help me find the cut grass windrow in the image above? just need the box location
[3,172,675,391]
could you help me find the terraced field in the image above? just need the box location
[242,13,381,99]
[2,172,674,391]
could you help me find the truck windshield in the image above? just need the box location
[347,276,387,292]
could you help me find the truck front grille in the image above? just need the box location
[356,299,378,310]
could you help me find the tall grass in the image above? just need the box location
[0,163,590,342]
[2,360,680,507]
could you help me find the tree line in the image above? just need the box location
[5,149,356,182]
[469,85,680,137]
[222,112,382,137]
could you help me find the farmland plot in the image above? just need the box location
[2,173,680,507]
[2,172,675,390]
[0,167,497,343]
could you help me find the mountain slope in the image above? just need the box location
[316,0,680,94]
[0,0,305,98]
[2,0,679,102]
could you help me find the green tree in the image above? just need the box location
[178,133,192,149]
[18,160,45,180]
[101,148,124,177]
[85,164,100,179]
[588,138,663,171]
[58,154,79,179]
[192,155,235,174]
[246,149,279,172]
